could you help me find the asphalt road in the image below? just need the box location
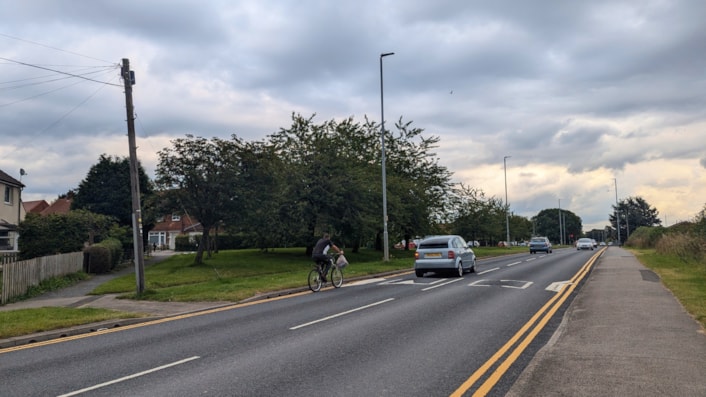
[0,249,597,396]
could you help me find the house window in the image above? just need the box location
[4,186,11,204]
[171,214,181,221]
[0,230,11,250]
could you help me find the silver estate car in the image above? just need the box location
[414,235,476,277]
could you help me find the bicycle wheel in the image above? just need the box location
[330,266,343,288]
[308,269,322,292]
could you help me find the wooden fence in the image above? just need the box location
[1,252,84,304]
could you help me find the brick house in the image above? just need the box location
[148,213,202,250]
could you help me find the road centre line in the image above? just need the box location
[525,257,537,262]
[289,298,395,330]
[478,267,499,275]
[57,356,200,397]
[421,278,464,291]
[506,261,522,267]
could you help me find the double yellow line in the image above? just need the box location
[451,249,604,397]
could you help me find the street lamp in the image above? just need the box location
[614,178,621,246]
[380,52,394,261]
[558,198,563,245]
[503,156,511,247]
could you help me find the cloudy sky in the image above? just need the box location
[1,0,705,232]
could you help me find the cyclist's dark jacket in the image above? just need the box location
[312,238,333,263]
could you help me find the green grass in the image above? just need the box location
[0,307,147,339]
[629,248,706,328]
[0,246,524,339]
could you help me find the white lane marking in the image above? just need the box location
[546,281,573,292]
[501,280,533,289]
[478,267,499,275]
[346,278,387,286]
[469,279,492,287]
[289,298,395,330]
[526,257,537,262]
[421,278,464,291]
[380,278,447,286]
[506,261,522,267]
[57,356,200,396]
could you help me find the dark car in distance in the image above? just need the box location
[529,237,553,254]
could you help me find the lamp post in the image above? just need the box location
[503,156,511,247]
[558,199,563,245]
[614,178,621,246]
[380,52,394,261]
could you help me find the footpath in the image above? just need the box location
[507,247,706,396]
[2,247,706,395]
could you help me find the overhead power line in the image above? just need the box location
[0,56,122,87]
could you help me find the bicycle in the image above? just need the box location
[308,253,344,292]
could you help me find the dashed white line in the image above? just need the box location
[57,356,200,396]
[421,278,464,291]
[289,298,395,330]
[478,267,500,275]
[506,261,522,267]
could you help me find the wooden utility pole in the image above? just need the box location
[121,58,145,294]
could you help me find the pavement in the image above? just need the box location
[2,247,706,395]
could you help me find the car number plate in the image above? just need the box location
[425,252,442,258]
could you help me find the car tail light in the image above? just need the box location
[448,251,455,259]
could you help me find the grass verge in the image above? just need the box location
[629,248,706,328]
[0,307,147,339]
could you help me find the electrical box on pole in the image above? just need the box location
[121,58,145,294]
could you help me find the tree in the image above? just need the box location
[155,135,245,264]
[609,196,661,242]
[72,154,153,227]
[531,208,582,245]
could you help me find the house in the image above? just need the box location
[148,213,202,250]
[40,198,72,215]
[0,169,25,252]
[23,199,49,214]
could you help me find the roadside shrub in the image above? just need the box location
[626,226,665,249]
[175,234,198,251]
[83,245,112,274]
[656,233,705,263]
[95,238,123,269]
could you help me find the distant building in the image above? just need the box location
[23,200,49,214]
[40,198,72,216]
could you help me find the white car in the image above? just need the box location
[576,238,594,250]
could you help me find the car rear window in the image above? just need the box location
[419,242,449,249]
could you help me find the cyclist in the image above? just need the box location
[312,233,344,282]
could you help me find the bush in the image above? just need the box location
[96,238,123,269]
[656,233,705,263]
[83,245,112,274]
[175,234,198,251]
[626,226,666,249]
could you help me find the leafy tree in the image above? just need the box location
[155,135,245,264]
[450,185,505,245]
[531,208,582,245]
[609,196,661,242]
[72,154,154,227]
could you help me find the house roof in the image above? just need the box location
[150,214,202,233]
[0,169,24,188]
[23,200,50,214]
[41,198,72,215]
